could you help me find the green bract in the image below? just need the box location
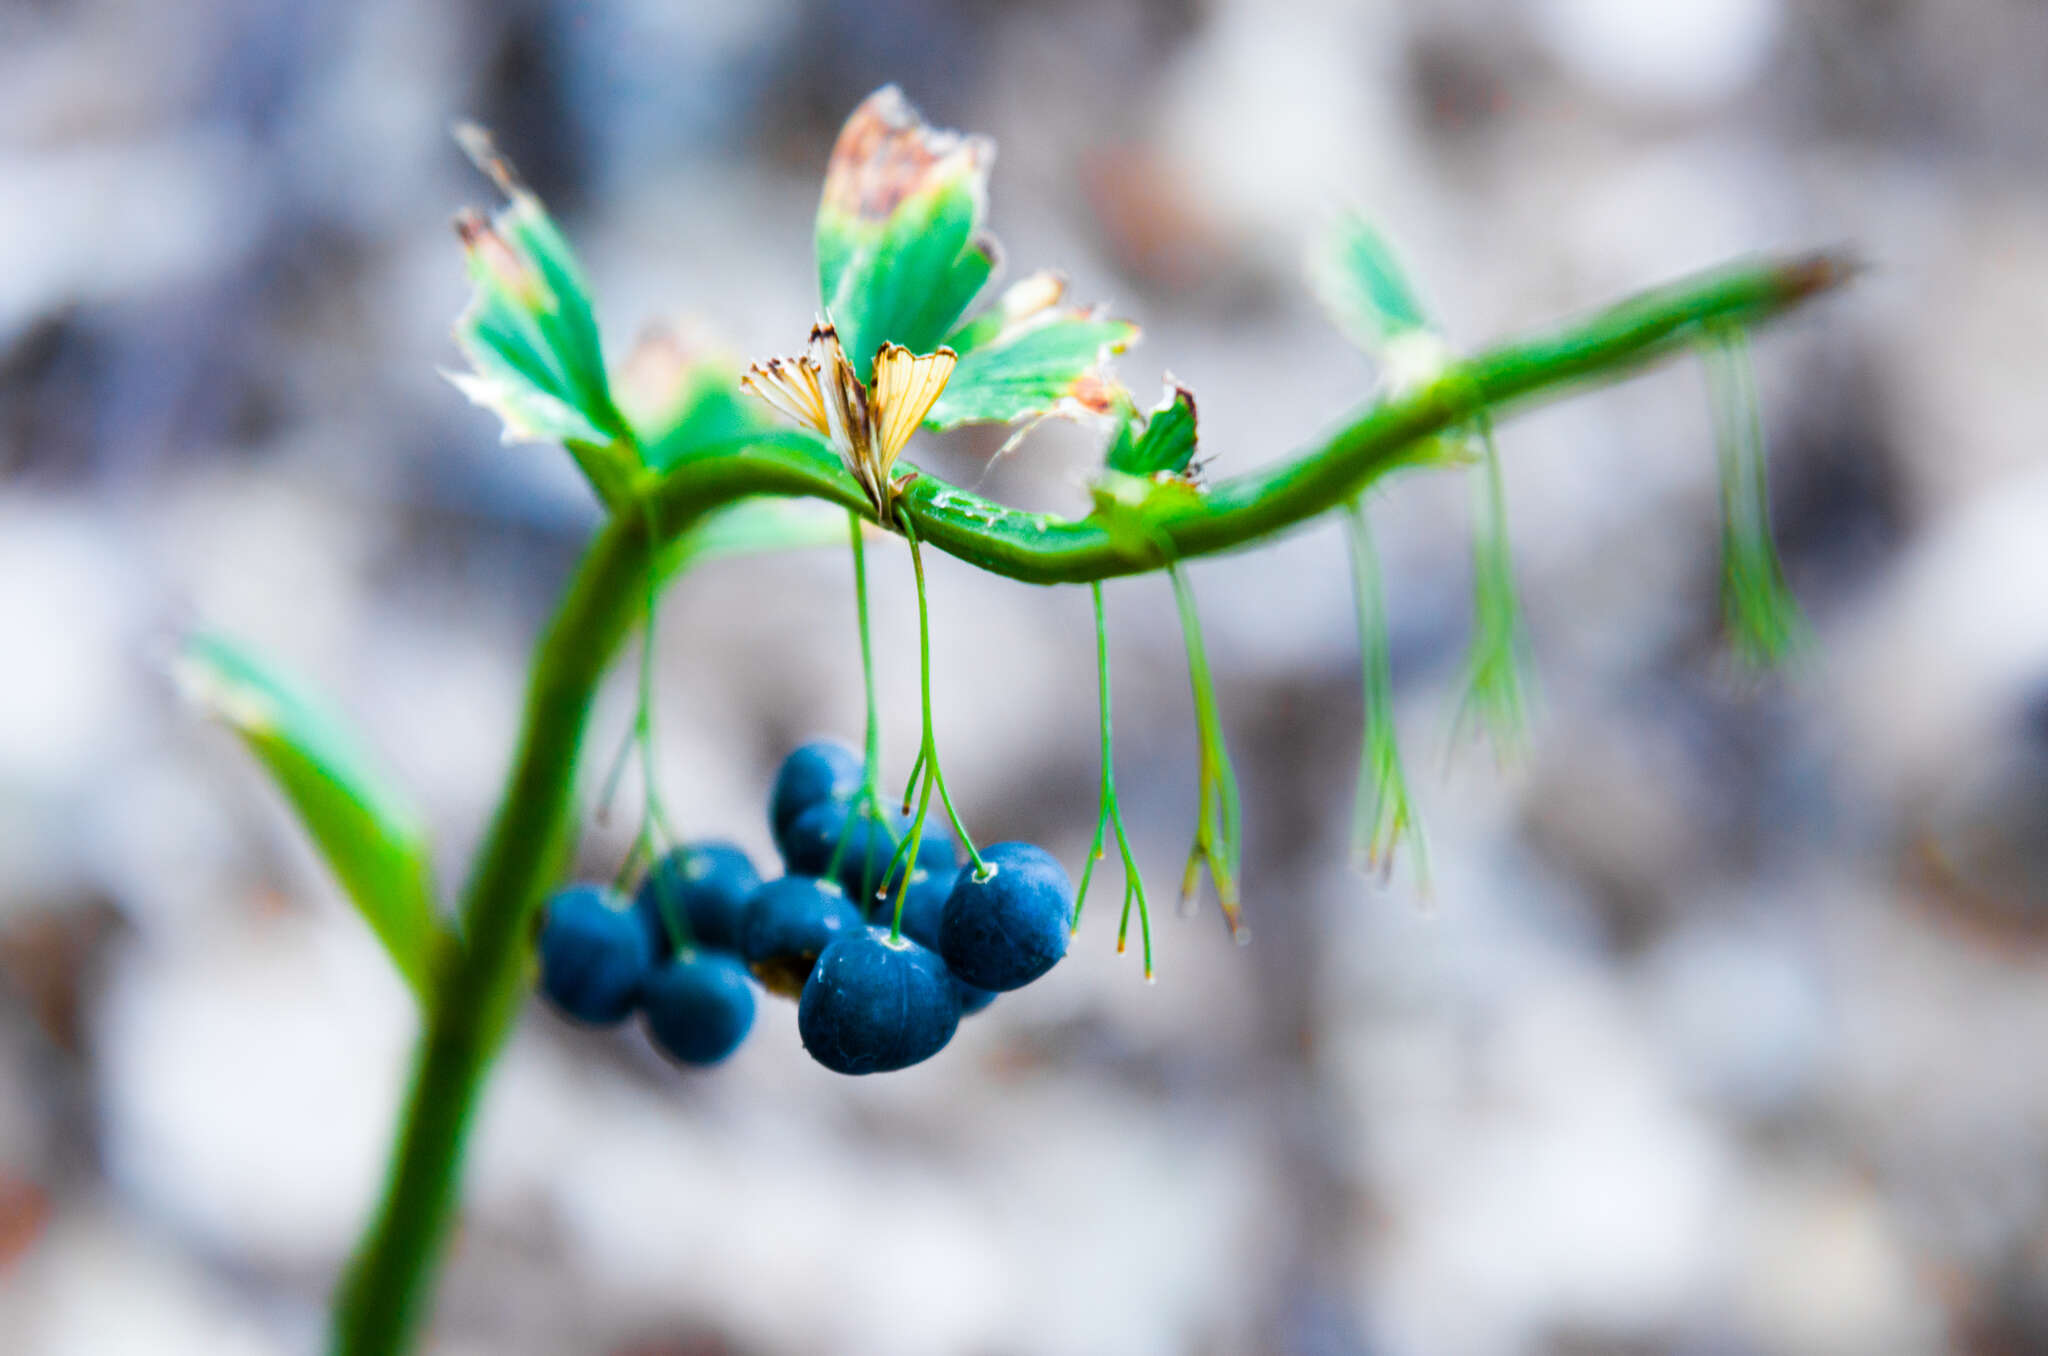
[449,127,826,510]
[174,632,446,1006]
[447,125,637,504]
[1313,212,1430,349]
[1104,383,1199,479]
[812,87,1136,432]
[1314,212,1534,758]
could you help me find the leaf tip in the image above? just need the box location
[822,85,993,223]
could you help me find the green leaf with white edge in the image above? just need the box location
[175,632,445,1006]
[1105,382,1198,478]
[926,313,1139,430]
[1311,212,1433,351]
[816,87,997,384]
[449,124,636,505]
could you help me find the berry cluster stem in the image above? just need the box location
[880,519,984,936]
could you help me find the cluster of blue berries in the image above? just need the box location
[535,740,1076,1074]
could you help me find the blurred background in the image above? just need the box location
[3,0,2047,1351]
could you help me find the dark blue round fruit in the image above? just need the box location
[871,865,997,1018]
[738,875,867,998]
[640,952,756,1066]
[938,842,1074,992]
[538,884,650,1025]
[876,863,957,946]
[783,797,913,896]
[768,740,862,842]
[634,840,761,958]
[798,928,961,1074]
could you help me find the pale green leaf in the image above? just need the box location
[176,633,445,1005]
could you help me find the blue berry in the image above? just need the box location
[874,862,957,945]
[938,842,1073,992]
[798,928,961,1074]
[641,952,756,1066]
[769,740,862,842]
[783,797,913,898]
[634,840,761,958]
[738,875,867,998]
[538,884,650,1025]
[872,865,997,1018]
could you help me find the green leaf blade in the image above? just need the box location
[176,632,444,1005]
[1312,212,1433,350]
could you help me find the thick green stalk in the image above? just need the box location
[330,249,1845,1354]
[329,511,663,1355]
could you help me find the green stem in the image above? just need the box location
[849,512,883,775]
[1341,498,1426,884]
[1168,564,1244,937]
[329,512,658,1356]
[880,521,983,933]
[1453,409,1533,760]
[330,250,1846,1354]
[1072,581,1152,975]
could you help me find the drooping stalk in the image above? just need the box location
[1168,564,1244,938]
[826,510,907,901]
[625,506,694,955]
[849,510,884,779]
[1072,580,1152,975]
[1340,498,1427,885]
[1453,410,1533,761]
[1701,323,1808,668]
[330,512,656,1356]
[330,252,1844,1356]
[880,519,985,936]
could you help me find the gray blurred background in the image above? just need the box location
[3,0,2046,1352]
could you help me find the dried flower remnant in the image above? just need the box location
[743,322,956,520]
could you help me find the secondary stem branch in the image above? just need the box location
[331,247,1847,1355]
